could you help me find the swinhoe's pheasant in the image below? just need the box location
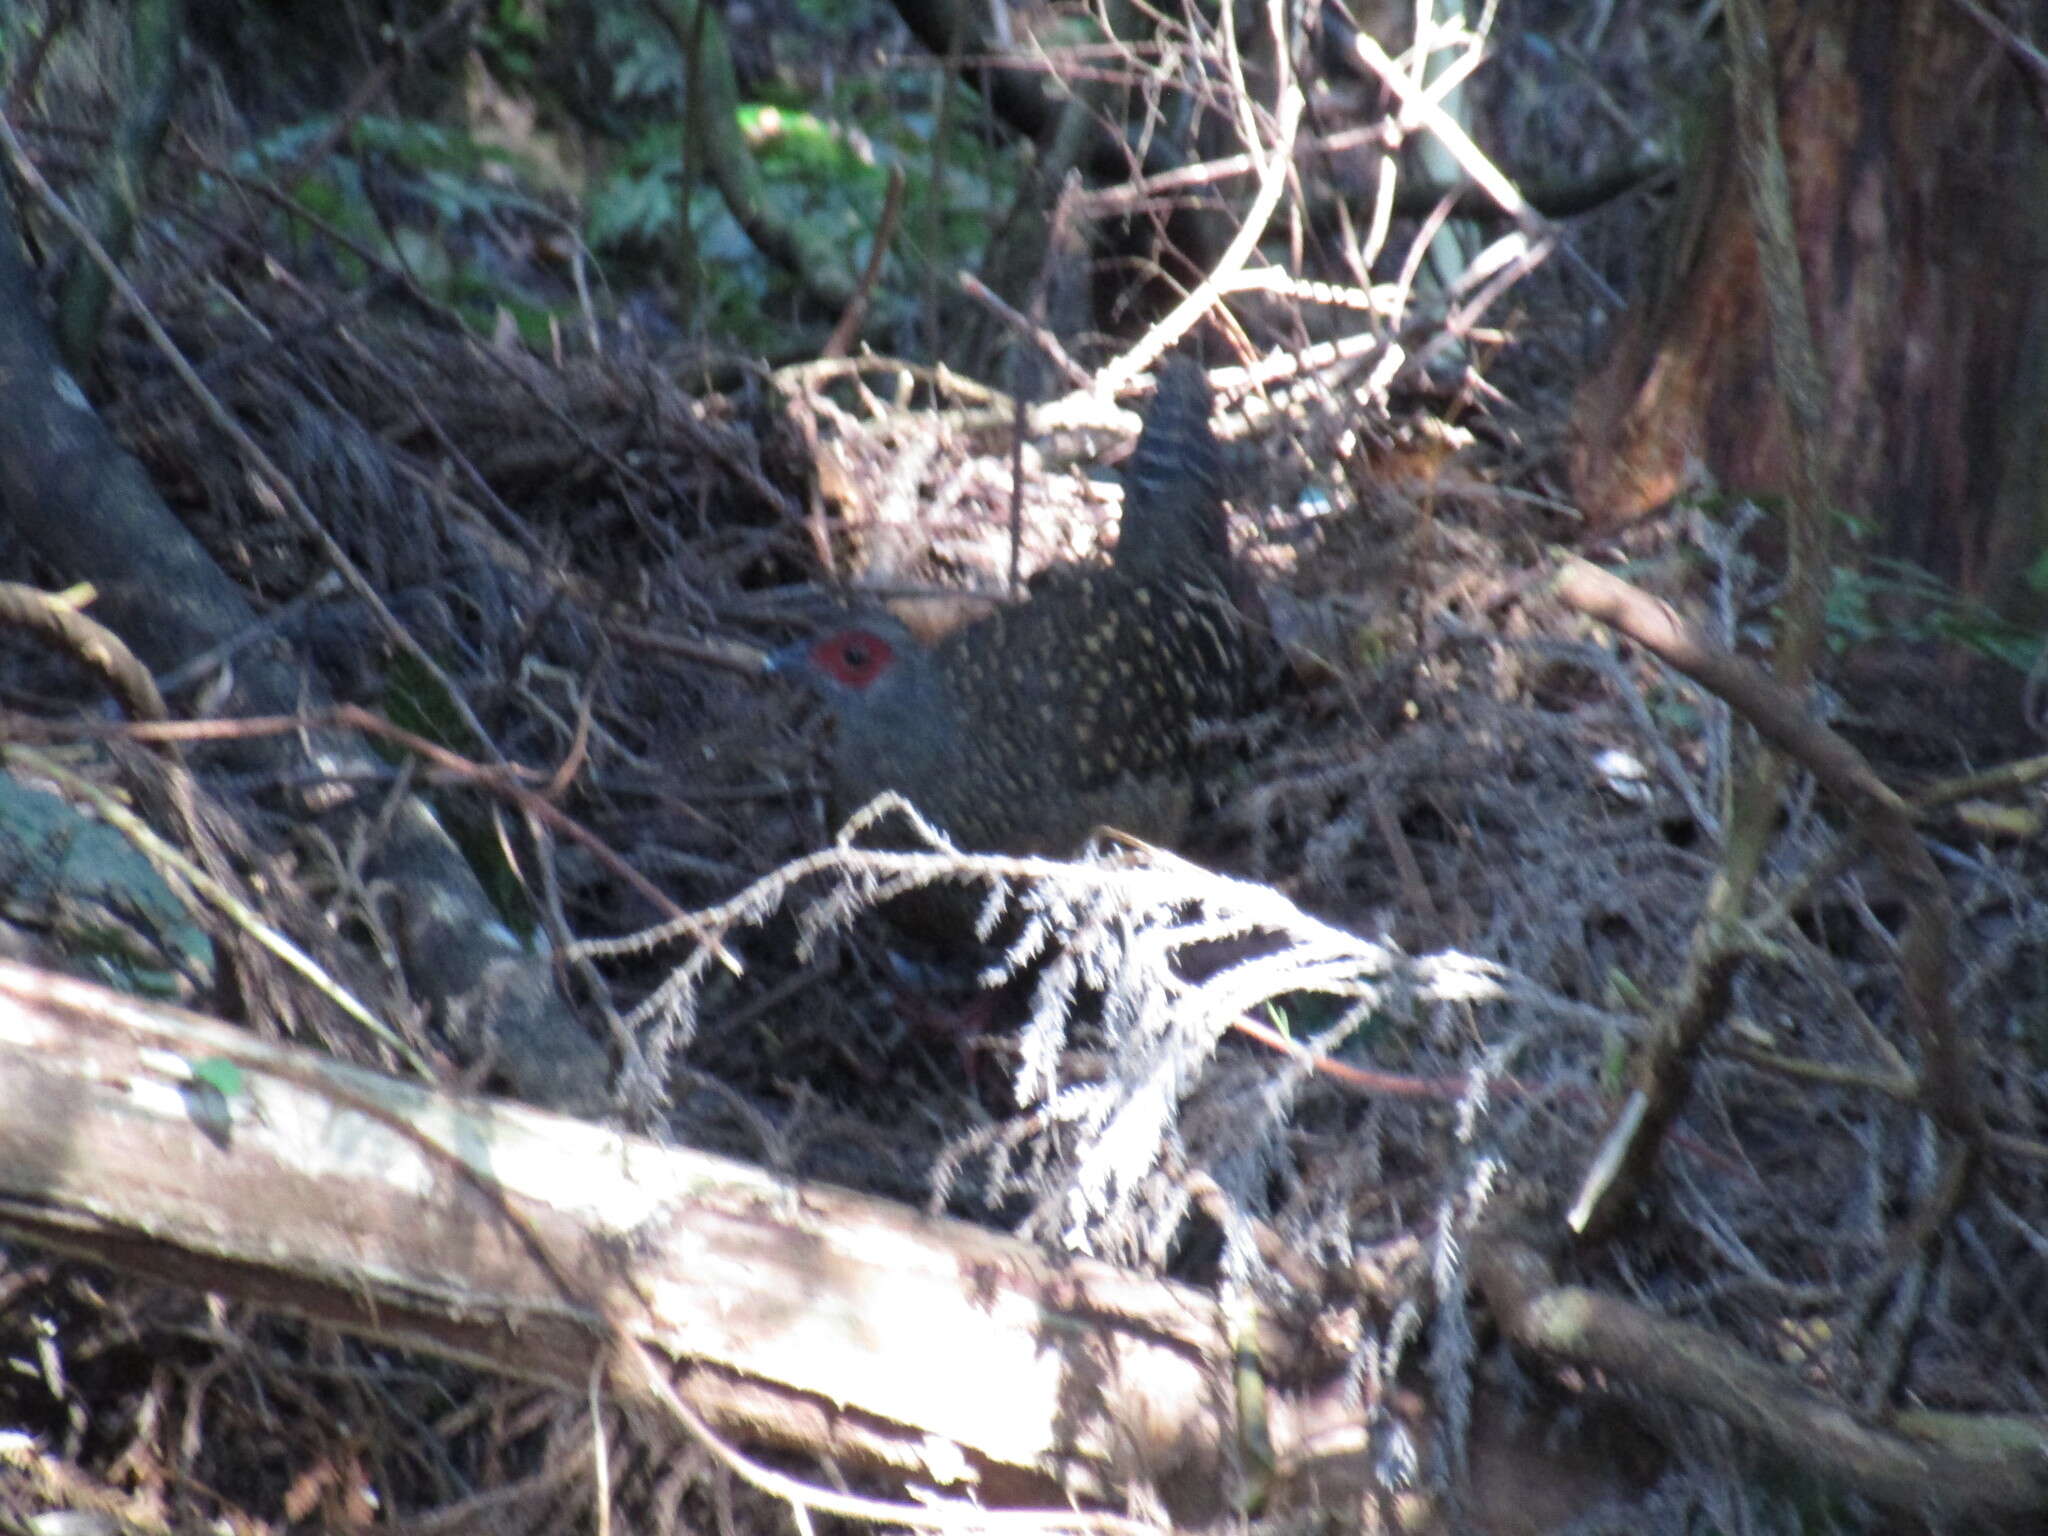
[776,358,1245,856]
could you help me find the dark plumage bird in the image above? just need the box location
[776,357,1245,855]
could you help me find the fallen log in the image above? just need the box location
[0,959,1248,1522]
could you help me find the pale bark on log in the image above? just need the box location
[8,961,2037,1525]
[0,959,1246,1520]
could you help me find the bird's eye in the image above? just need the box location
[815,628,894,687]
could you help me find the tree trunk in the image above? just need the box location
[1569,0,2048,624]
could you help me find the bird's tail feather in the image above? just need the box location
[1115,355,1227,581]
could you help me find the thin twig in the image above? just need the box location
[823,164,906,359]
[0,580,166,721]
[1553,556,1981,1225]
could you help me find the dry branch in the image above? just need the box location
[1554,555,1982,1238]
[0,582,167,723]
[1473,1236,2048,1517]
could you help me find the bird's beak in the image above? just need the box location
[763,638,813,678]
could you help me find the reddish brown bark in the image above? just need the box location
[1570,0,2048,620]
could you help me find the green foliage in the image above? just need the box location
[1258,994,1391,1054]
[1824,556,2041,671]
[599,8,688,103]
[1643,684,1702,735]
[382,651,482,765]
[482,0,549,85]
[2025,545,2048,599]
[381,653,537,939]
[588,120,777,343]
[1720,1465,1865,1536]
[586,123,686,250]
[737,103,894,278]
[223,114,567,342]
[1599,968,1647,1092]
[190,1057,247,1099]
[197,3,1019,356]
[774,74,1014,267]
[583,4,1012,347]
